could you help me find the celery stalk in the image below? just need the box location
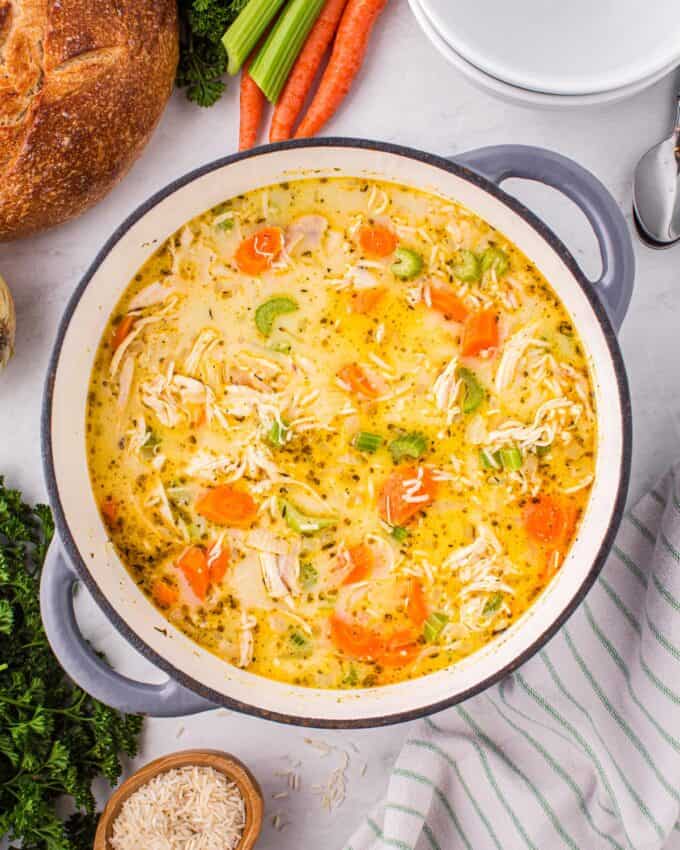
[222,0,287,76]
[249,0,326,103]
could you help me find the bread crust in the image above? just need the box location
[0,0,179,240]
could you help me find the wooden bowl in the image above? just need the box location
[93,749,263,850]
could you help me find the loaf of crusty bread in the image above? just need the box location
[0,0,178,240]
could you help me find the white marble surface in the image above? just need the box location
[1,1,679,845]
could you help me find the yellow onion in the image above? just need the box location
[0,272,15,371]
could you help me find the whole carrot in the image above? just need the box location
[269,0,349,142]
[294,0,389,138]
[239,53,266,151]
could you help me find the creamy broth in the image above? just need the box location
[87,177,596,689]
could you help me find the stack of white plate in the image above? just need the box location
[410,0,680,107]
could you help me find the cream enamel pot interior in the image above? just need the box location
[41,141,633,726]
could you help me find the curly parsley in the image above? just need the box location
[0,478,143,850]
[177,0,249,106]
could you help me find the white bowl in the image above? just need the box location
[420,0,680,96]
[410,0,678,109]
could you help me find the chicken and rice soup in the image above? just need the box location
[86,177,596,689]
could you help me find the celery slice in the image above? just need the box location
[249,0,326,103]
[222,0,288,76]
[391,248,424,280]
[354,432,383,454]
[280,499,336,535]
[454,249,482,282]
[499,446,523,470]
[480,247,509,277]
[268,419,289,447]
[389,432,428,464]
[457,366,484,414]
[479,448,501,470]
[423,612,449,642]
[255,296,298,336]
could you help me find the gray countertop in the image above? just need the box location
[1,1,678,845]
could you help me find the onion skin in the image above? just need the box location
[0,273,15,372]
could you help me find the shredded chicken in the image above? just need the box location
[345,265,380,291]
[110,316,164,376]
[286,215,328,254]
[140,369,209,427]
[238,611,256,668]
[184,329,221,376]
[128,281,176,312]
[259,550,300,601]
[117,356,135,410]
[494,324,542,393]
[444,525,515,630]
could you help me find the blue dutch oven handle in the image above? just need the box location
[40,542,217,716]
[453,145,635,330]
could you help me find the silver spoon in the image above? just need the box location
[633,91,680,247]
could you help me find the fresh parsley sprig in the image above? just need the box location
[177,0,249,106]
[0,477,143,850]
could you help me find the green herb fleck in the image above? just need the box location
[391,526,409,543]
[483,592,504,615]
[300,562,319,589]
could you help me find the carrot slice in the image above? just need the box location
[429,287,469,322]
[152,579,179,608]
[112,315,134,352]
[235,227,283,275]
[406,578,428,626]
[270,0,350,142]
[329,614,419,666]
[461,309,499,357]
[357,224,397,258]
[177,546,210,601]
[101,498,118,526]
[350,286,386,313]
[378,465,437,526]
[379,630,420,667]
[239,53,266,151]
[341,543,375,585]
[329,613,383,660]
[525,495,578,582]
[207,541,231,584]
[295,0,390,138]
[196,485,258,527]
[523,495,576,546]
[337,363,382,399]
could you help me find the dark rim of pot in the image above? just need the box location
[42,138,632,728]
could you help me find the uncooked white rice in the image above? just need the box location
[110,765,246,850]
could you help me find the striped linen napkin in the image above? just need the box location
[346,467,680,850]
